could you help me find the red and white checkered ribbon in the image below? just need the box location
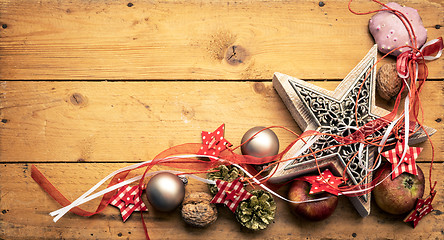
[109,185,147,222]
[381,141,422,179]
[211,179,252,212]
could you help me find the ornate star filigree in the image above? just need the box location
[269,45,436,217]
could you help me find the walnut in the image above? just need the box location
[376,63,405,101]
[181,192,217,227]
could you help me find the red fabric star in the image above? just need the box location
[404,189,436,228]
[210,179,252,212]
[122,193,136,207]
[298,169,345,196]
[109,185,148,222]
[197,124,232,157]
[381,140,422,180]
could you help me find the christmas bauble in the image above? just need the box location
[146,172,185,212]
[241,126,279,158]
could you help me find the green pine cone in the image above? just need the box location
[207,165,244,195]
[235,190,276,230]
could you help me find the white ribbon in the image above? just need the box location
[233,163,332,203]
[398,38,443,78]
[50,155,215,223]
[341,77,413,195]
[419,38,443,61]
[50,160,155,222]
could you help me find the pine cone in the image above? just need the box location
[207,165,244,195]
[235,190,276,230]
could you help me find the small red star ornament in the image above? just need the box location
[404,187,437,228]
[197,124,232,157]
[109,185,148,222]
[210,179,252,212]
[298,169,345,196]
[381,140,422,180]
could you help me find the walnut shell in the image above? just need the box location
[181,192,218,227]
[376,63,404,101]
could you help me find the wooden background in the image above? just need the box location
[0,0,442,239]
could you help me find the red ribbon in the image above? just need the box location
[397,37,443,78]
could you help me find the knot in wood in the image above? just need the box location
[69,93,87,107]
[253,82,266,94]
[225,45,248,65]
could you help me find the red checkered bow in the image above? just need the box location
[109,185,148,222]
[210,179,252,212]
[381,140,422,180]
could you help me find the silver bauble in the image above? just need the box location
[241,126,279,158]
[146,172,185,212]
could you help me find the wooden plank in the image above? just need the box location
[0,81,442,163]
[0,162,442,239]
[0,0,442,80]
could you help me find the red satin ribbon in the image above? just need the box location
[31,165,130,217]
[397,37,443,78]
[421,37,444,58]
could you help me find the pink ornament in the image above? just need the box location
[369,2,427,56]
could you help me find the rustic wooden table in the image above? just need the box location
[0,0,442,239]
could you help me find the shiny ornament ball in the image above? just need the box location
[146,172,185,212]
[241,126,279,158]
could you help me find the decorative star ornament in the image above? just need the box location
[210,179,252,212]
[381,140,422,179]
[297,169,345,196]
[404,187,436,228]
[269,45,436,217]
[109,185,148,222]
[197,124,232,157]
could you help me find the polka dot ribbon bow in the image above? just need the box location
[197,124,232,157]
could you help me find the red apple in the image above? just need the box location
[288,180,338,221]
[373,164,425,215]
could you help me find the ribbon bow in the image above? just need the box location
[397,37,443,78]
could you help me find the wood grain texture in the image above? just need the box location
[0,163,442,240]
[0,0,442,80]
[0,0,442,239]
[0,81,442,163]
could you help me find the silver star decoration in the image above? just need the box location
[269,45,436,217]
